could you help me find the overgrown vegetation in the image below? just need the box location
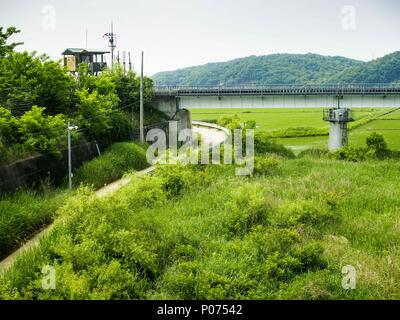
[0,26,161,165]
[73,142,149,189]
[2,142,400,299]
[0,189,69,260]
[0,141,149,261]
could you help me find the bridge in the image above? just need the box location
[152,84,400,117]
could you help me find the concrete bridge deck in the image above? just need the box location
[152,84,400,117]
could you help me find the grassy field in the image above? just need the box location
[190,107,400,151]
[190,108,383,131]
[2,153,400,299]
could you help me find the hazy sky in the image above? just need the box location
[1,0,399,75]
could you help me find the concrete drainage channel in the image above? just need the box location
[0,122,229,274]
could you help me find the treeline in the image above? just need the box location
[152,52,400,86]
[0,27,160,165]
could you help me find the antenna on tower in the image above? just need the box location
[103,22,117,68]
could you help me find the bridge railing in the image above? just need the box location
[153,84,400,96]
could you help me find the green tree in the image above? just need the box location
[0,106,19,145]
[0,26,23,57]
[0,52,75,114]
[75,88,119,140]
[366,132,387,152]
[17,106,67,156]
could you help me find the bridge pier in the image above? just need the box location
[152,95,180,118]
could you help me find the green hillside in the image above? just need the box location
[152,52,400,86]
[324,51,400,84]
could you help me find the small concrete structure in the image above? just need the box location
[323,108,354,151]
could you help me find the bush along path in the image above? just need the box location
[0,141,150,270]
[0,166,155,273]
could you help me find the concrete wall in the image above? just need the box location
[0,141,104,193]
[174,95,400,109]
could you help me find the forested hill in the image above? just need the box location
[324,51,400,85]
[152,52,400,86]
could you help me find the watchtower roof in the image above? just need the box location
[62,48,110,55]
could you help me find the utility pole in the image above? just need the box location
[67,121,78,189]
[128,52,132,72]
[140,51,144,142]
[122,51,126,74]
[103,22,116,68]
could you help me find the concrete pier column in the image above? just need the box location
[329,122,343,151]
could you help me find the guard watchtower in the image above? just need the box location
[323,105,354,151]
[62,48,109,75]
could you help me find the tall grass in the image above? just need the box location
[0,189,69,259]
[0,141,149,261]
[73,141,149,189]
[2,153,400,300]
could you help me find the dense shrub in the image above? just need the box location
[332,146,366,162]
[243,120,257,129]
[332,133,393,162]
[217,114,242,131]
[73,142,148,188]
[271,200,336,228]
[120,176,166,209]
[253,155,281,176]
[249,226,327,282]
[268,127,327,138]
[224,183,269,236]
[264,243,326,282]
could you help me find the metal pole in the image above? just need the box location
[140,51,144,142]
[111,22,114,68]
[68,121,72,189]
